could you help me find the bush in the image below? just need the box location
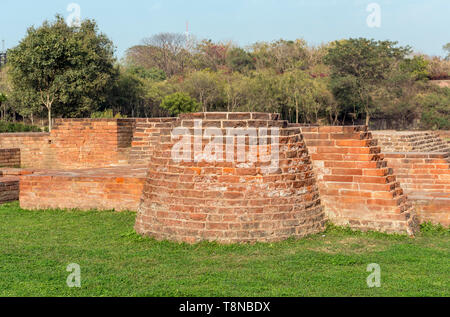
[91,109,127,119]
[0,121,44,133]
[416,88,450,130]
[160,92,200,116]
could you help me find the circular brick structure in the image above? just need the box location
[135,113,326,243]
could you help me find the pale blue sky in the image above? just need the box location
[1,0,449,58]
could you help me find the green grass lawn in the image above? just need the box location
[0,202,448,297]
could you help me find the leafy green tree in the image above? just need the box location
[251,39,309,73]
[415,88,450,130]
[126,65,166,82]
[325,38,410,125]
[182,70,225,112]
[400,56,430,81]
[108,68,145,117]
[160,92,200,116]
[7,15,116,130]
[240,70,282,113]
[0,92,6,120]
[226,47,255,73]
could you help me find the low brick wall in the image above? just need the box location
[0,119,139,169]
[135,113,327,243]
[20,166,147,212]
[383,152,450,226]
[0,133,52,169]
[0,148,20,167]
[299,125,418,235]
[50,119,137,169]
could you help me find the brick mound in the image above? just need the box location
[298,126,419,235]
[135,113,327,243]
[384,152,450,226]
[372,131,450,153]
[20,165,147,212]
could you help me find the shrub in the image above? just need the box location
[160,92,200,116]
[0,121,44,133]
[416,88,450,130]
[91,109,127,119]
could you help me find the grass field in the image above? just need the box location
[0,202,448,297]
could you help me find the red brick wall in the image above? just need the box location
[0,148,20,167]
[384,152,449,226]
[0,133,52,168]
[0,177,19,204]
[135,113,326,243]
[19,166,146,212]
[299,125,418,235]
[49,119,138,169]
[129,118,178,165]
[0,119,139,169]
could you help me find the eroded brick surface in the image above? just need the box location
[0,148,20,167]
[135,113,327,243]
[19,166,147,212]
[384,152,450,227]
[299,125,419,235]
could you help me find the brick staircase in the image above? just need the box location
[298,125,419,235]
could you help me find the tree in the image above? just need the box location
[251,39,309,73]
[194,40,230,72]
[226,47,255,73]
[444,43,450,61]
[325,38,410,125]
[241,70,282,113]
[182,70,224,112]
[127,33,191,77]
[0,93,6,120]
[8,15,116,130]
[160,92,200,116]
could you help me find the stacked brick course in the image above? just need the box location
[372,131,450,153]
[384,152,450,226]
[50,119,136,169]
[299,125,418,235]
[0,148,20,167]
[0,177,20,203]
[0,133,51,168]
[135,113,327,243]
[129,118,178,165]
[20,166,147,212]
[0,119,138,169]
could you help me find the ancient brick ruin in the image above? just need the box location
[135,113,326,243]
[0,113,449,243]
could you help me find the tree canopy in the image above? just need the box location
[7,15,116,130]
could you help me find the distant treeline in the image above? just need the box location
[0,15,449,131]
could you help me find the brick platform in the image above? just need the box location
[19,166,147,212]
[135,113,327,243]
